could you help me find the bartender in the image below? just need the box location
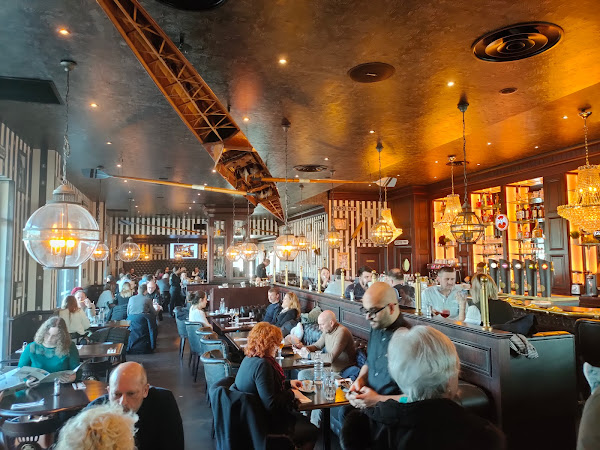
[256,258,270,279]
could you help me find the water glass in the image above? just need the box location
[324,375,336,401]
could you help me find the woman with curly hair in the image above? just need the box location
[55,403,138,450]
[233,322,317,449]
[274,292,301,337]
[18,316,79,382]
[58,295,91,335]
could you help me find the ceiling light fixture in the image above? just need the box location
[243,116,250,122]
[116,163,122,168]
[370,142,395,246]
[23,60,100,269]
[535,146,539,149]
[369,130,375,134]
[225,199,242,261]
[326,170,342,249]
[450,101,485,244]
[274,118,299,261]
[58,28,70,36]
[487,142,492,145]
[563,115,568,119]
[279,58,287,65]
[118,236,141,262]
[106,141,112,145]
[211,169,216,173]
[434,155,463,240]
[324,157,329,161]
[558,110,600,231]
[447,81,455,87]
[239,199,259,261]
[90,103,98,108]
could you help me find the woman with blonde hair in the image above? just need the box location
[18,316,79,381]
[55,403,138,450]
[115,281,134,306]
[458,273,514,326]
[58,295,91,336]
[233,322,317,449]
[274,292,301,337]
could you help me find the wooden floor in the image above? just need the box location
[129,317,341,450]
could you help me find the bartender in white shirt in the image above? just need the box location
[421,267,465,319]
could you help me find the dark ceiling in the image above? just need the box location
[1,0,600,218]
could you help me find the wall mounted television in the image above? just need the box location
[169,243,199,259]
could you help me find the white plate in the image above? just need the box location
[299,386,315,394]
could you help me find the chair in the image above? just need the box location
[127,314,156,354]
[200,334,229,359]
[174,308,188,359]
[575,318,600,399]
[110,304,128,321]
[210,376,294,450]
[186,324,210,382]
[1,415,62,450]
[201,350,232,404]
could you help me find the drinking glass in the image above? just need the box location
[277,340,285,359]
[324,375,336,401]
[440,309,451,318]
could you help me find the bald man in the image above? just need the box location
[86,362,184,450]
[347,282,410,409]
[296,310,357,379]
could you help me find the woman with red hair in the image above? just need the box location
[233,322,318,449]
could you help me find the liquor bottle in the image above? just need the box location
[516,205,522,221]
[440,200,446,215]
[524,224,531,239]
[494,193,500,208]
[487,193,494,206]
[476,196,482,209]
[532,221,544,239]
[525,206,531,221]
[539,204,544,218]
[516,224,523,240]
[532,205,538,219]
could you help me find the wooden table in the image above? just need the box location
[77,343,124,359]
[296,385,349,450]
[210,317,257,334]
[280,354,330,370]
[0,380,107,417]
[89,320,130,331]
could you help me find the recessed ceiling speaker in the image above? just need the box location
[348,62,395,83]
[155,0,227,11]
[472,22,563,62]
[293,164,329,173]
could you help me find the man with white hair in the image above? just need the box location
[341,326,505,449]
[86,361,184,450]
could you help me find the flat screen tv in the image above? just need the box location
[169,243,198,259]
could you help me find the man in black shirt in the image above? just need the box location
[86,362,184,450]
[262,287,282,324]
[344,266,374,301]
[347,282,410,407]
[256,258,270,279]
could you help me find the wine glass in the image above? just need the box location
[440,309,451,318]
[277,340,285,359]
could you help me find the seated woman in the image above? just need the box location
[397,285,415,308]
[341,326,505,450]
[55,403,138,450]
[275,292,301,337]
[458,273,514,326]
[115,281,134,306]
[320,267,331,290]
[233,322,318,449]
[58,295,91,336]
[19,317,79,382]
[97,282,116,310]
[188,291,212,328]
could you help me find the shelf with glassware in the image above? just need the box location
[566,172,599,293]
[432,197,458,266]
[505,179,546,264]
[470,187,505,266]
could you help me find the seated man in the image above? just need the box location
[344,266,373,301]
[262,287,282,324]
[87,361,184,450]
[296,310,357,380]
[127,283,155,317]
[421,266,464,319]
[72,287,97,320]
[342,326,505,450]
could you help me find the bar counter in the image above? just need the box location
[277,284,577,450]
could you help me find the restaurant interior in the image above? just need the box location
[1,0,600,449]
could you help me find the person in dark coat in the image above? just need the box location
[86,362,184,450]
[233,322,317,449]
[274,292,300,337]
[256,258,270,279]
[169,268,183,314]
[341,326,505,450]
[263,288,282,324]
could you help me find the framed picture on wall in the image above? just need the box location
[152,246,164,256]
[338,252,350,270]
[333,218,347,230]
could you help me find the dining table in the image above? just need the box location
[209,316,257,335]
[0,380,107,417]
[295,384,350,450]
[11,343,124,363]
[88,320,130,331]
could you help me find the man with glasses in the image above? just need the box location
[344,265,374,301]
[347,282,411,409]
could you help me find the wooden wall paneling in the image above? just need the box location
[543,176,570,294]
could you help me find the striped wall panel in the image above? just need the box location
[110,215,208,236]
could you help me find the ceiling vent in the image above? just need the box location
[293,164,329,173]
[154,0,227,10]
[348,62,395,83]
[472,22,563,62]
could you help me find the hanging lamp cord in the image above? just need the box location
[284,125,289,228]
[62,68,71,185]
[461,109,468,205]
[378,143,383,214]
[451,159,455,195]
[584,112,590,165]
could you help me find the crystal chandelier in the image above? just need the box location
[450,101,485,244]
[23,60,100,269]
[118,236,141,262]
[240,199,259,261]
[557,111,600,231]
[274,118,299,261]
[370,142,394,245]
[90,243,110,261]
[434,155,463,239]
[226,199,241,261]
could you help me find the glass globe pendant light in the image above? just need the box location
[450,101,485,244]
[295,185,311,252]
[240,200,259,261]
[226,198,241,261]
[23,60,100,269]
[370,142,394,246]
[274,118,299,261]
[434,156,463,239]
[326,171,342,249]
[118,236,141,262]
[90,243,110,261]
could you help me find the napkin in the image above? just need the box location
[293,389,312,404]
[295,359,316,365]
[72,382,86,390]
[11,399,45,410]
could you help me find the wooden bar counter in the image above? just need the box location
[278,284,577,450]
